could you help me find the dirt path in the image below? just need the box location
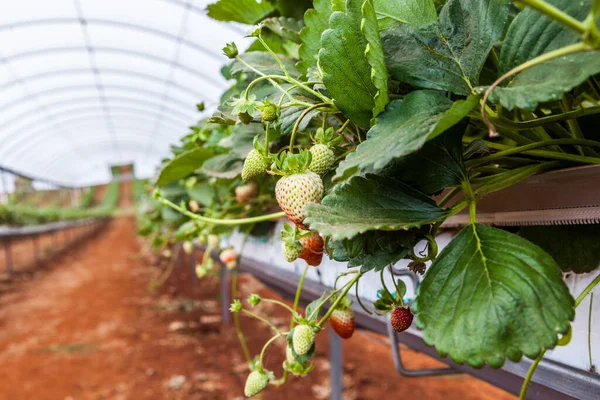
[0,217,516,400]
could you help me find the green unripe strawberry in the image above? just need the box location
[282,241,302,262]
[244,370,270,397]
[308,144,335,175]
[260,101,279,123]
[275,171,323,227]
[292,325,316,356]
[242,149,270,181]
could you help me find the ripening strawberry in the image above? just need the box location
[329,308,355,339]
[309,144,335,175]
[242,149,270,181]
[235,182,258,204]
[188,200,200,213]
[275,171,323,228]
[298,231,323,266]
[182,241,193,255]
[293,325,316,356]
[244,370,270,397]
[390,306,413,333]
[219,248,237,269]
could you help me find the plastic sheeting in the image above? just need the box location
[0,0,248,186]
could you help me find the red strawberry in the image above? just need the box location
[390,306,413,333]
[219,248,237,269]
[275,171,323,228]
[298,231,323,266]
[329,308,355,339]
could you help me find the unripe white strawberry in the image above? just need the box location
[182,241,193,255]
[275,172,323,228]
[244,370,270,397]
[308,144,335,175]
[292,325,316,356]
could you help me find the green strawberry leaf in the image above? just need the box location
[499,0,597,74]
[486,52,600,110]
[207,0,275,24]
[394,279,407,300]
[413,224,574,368]
[305,295,326,321]
[297,0,334,74]
[520,225,600,274]
[201,153,243,179]
[319,0,382,128]
[381,0,509,95]
[262,17,304,42]
[231,52,299,78]
[279,96,320,134]
[186,184,215,207]
[361,0,390,119]
[381,125,467,195]
[305,174,450,240]
[373,0,437,30]
[329,230,416,272]
[334,91,478,182]
[156,148,217,186]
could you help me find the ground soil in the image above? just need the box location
[0,217,517,400]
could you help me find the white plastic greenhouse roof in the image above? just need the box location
[0,0,249,186]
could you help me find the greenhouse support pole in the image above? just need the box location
[189,250,196,284]
[4,239,13,279]
[220,262,229,324]
[329,327,343,400]
[33,234,40,264]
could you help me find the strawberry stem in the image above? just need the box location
[242,309,282,335]
[156,193,285,225]
[317,273,362,329]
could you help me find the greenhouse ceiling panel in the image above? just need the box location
[0,0,248,186]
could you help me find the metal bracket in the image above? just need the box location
[387,322,459,377]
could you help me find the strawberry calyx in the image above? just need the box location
[270,150,312,176]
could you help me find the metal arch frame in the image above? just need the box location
[1,103,191,137]
[1,46,225,91]
[0,100,195,137]
[0,68,206,101]
[0,108,187,159]
[0,17,226,63]
[0,165,71,189]
[0,84,209,116]
[0,95,198,131]
[47,140,170,181]
[1,120,183,169]
[2,114,183,166]
[39,136,173,175]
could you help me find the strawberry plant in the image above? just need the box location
[142,0,600,397]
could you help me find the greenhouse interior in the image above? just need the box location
[1,0,600,399]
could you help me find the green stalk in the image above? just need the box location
[157,194,285,226]
[260,298,297,315]
[242,309,281,334]
[482,42,591,135]
[485,106,600,130]
[589,293,595,371]
[258,36,290,78]
[290,265,309,330]
[232,236,251,363]
[316,273,362,329]
[464,139,600,165]
[289,103,330,152]
[465,138,600,167]
[517,0,588,35]
[258,333,285,371]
